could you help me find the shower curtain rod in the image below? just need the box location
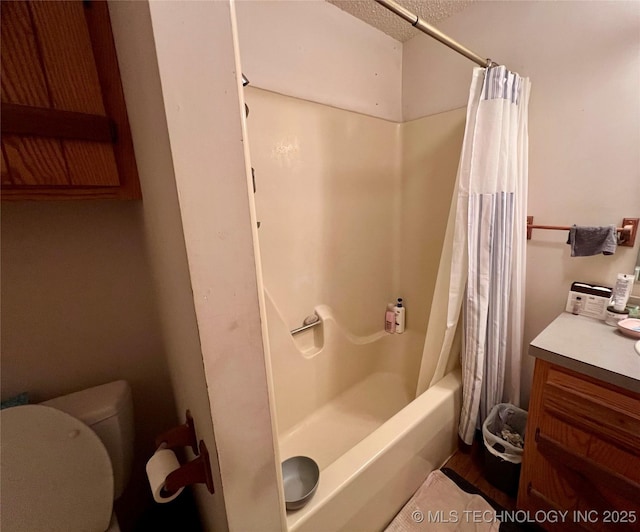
[374,0,495,68]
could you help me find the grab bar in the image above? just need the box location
[290,314,321,336]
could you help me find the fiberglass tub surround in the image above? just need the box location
[246,86,465,530]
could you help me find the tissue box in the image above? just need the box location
[565,282,612,319]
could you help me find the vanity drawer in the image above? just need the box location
[541,365,640,454]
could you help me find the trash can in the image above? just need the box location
[482,403,528,496]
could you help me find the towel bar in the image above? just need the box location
[290,317,321,336]
[527,217,638,247]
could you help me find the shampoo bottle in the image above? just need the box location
[385,304,396,333]
[394,298,405,334]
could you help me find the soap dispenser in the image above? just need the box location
[394,298,405,334]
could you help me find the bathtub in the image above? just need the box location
[265,294,462,531]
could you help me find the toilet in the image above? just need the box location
[0,381,134,532]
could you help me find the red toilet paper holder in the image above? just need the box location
[155,410,198,456]
[155,410,215,495]
[164,440,214,495]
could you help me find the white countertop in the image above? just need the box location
[529,312,640,393]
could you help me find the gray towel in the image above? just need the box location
[567,225,617,256]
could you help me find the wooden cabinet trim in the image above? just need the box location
[1,103,116,143]
[1,1,140,200]
[81,0,140,199]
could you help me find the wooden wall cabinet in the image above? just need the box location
[1,0,140,200]
[518,359,640,531]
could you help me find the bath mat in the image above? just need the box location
[440,469,540,532]
[385,469,501,531]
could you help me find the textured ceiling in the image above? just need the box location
[327,0,472,42]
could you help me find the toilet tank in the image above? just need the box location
[41,380,134,500]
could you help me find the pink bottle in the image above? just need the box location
[385,304,396,333]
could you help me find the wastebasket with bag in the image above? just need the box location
[482,403,528,496]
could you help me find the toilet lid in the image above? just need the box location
[1,405,114,532]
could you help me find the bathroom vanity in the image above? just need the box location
[517,313,640,531]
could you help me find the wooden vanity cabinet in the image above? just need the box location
[517,359,640,531]
[1,0,140,199]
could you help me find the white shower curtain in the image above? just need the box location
[418,66,531,445]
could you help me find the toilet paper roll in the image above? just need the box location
[146,449,184,503]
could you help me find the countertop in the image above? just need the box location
[529,312,640,393]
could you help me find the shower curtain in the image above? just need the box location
[418,66,531,445]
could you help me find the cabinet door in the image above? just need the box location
[1,1,71,186]
[519,360,640,531]
[1,1,140,199]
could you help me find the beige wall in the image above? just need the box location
[108,1,231,529]
[246,88,465,339]
[246,87,401,336]
[403,0,640,404]
[146,1,285,529]
[0,201,177,529]
[236,0,402,121]
[399,108,467,387]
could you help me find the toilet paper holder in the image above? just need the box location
[153,410,215,496]
[155,410,198,456]
[164,440,215,495]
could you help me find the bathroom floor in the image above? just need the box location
[443,437,517,511]
[133,489,202,531]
